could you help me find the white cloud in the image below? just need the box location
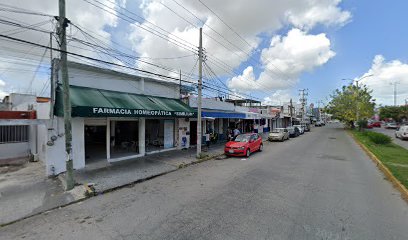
[128,0,349,79]
[263,90,293,106]
[0,80,7,99]
[0,0,121,95]
[286,0,351,30]
[358,55,408,106]
[228,28,335,91]
[0,0,351,97]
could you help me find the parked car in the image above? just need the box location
[315,121,322,127]
[303,123,311,132]
[293,125,304,134]
[287,126,295,136]
[268,128,289,142]
[395,126,408,140]
[368,122,381,128]
[385,122,398,129]
[224,133,263,157]
[293,127,301,137]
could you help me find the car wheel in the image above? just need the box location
[281,137,284,142]
[259,144,263,152]
[246,149,250,157]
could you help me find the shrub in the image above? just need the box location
[365,131,392,144]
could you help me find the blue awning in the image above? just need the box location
[202,111,246,119]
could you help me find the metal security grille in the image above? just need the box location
[0,125,29,144]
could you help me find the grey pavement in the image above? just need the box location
[75,143,226,193]
[369,127,408,150]
[0,161,85,226]
[1,124,408,239]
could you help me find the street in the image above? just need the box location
[1,123,407,240]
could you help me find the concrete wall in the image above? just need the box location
[68,67,179,99]
[9,93,36,111]
[0,142,29,160]
[71,118,85,170]
[36,102,51,119]
[235,106,250,113]
[37,124,48,163]
[44,117,85,176]
[189,97,235,111]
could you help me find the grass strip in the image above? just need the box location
[351,130,408,188]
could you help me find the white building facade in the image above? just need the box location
[43,61,196,176]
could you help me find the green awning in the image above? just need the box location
[55,85,196,118]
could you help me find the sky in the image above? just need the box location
[0,0,407,107]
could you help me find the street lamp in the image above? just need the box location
[342,74,374,123]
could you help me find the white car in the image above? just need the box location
[293,125,304,134]
[268,128,290,141]
[395,126,408,140]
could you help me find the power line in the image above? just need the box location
[163,1,295,94]
[81,0,197,54]
[197,0,252,48]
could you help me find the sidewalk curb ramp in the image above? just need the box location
[348,131,408,203]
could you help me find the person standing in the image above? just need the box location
[233,127,240,138]
[205,131,210,149]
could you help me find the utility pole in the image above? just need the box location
[197,28,203,158]
[179,69,182,98]
[49,32,54,119]
[58,0,74,190]
[391,82,400,106]
[299,89,308,123]
[289,98,293,126]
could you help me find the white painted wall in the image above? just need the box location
[37,124,48,163]
[189,97,235,111]
[9,93,36,111]
[36,102,50,119]
[0,142,29,160]
[44,117,85,176]
[67,65,179,98]
[71,118,85,170]
[235,106,250,113]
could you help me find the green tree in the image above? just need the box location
[379,106,408,122]
[326,84,375,128]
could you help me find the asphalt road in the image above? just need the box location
[1,123,408,240]
[370,127,408,150]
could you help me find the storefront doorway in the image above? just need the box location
[110,120,139,159]
[145,119,175,152]
[84,125,106,164]
[189,120,197,145]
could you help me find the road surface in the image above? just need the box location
[1,123,407,240]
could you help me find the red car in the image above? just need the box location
[224,133,263,157]
[368,122,381,128]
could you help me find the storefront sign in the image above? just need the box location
[73,106,196,118]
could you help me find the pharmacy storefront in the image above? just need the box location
[51,85,196,171]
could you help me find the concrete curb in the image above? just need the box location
[348,131,408,203]
[0,150,225,228]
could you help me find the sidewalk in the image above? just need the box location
[0,133,269,226]
[0,161,85,226]
[74,144,226,193]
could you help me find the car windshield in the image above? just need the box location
[233,134,251,142]
[272,129,283,133]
